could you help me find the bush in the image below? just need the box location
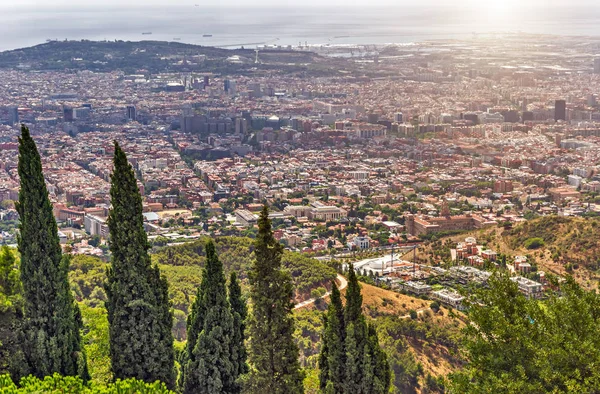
[430,301,441,313]
[409,310,418,320]
[0,373,175,393]
[524,237,545,250]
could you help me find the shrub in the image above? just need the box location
[524,237,545,250]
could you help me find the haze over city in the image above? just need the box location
[2,1,600,393]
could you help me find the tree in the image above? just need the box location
[16,125,88,380]
[245,206,304,394]
[0,373,175,393]
[318,281,345,394]
[182,240,235,394]
[0,246,19,298]
[88,235,101,248]
[0,246,25,379]
[450,272,600,393]
[229,272,247,393]
[104,141,174,387]
[343,264,390,394]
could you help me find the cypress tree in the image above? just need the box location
[246,205,304,394]
[318,280,346,394]
[104,141,174,387]
[229,271,247,393]
[365,323,391,394]
[182,240,235,394]
[343,264,366,392]
[16,125,88,380]
[343,264,390,394]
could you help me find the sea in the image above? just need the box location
[1,3,600,52]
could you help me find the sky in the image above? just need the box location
[1,0,592,8]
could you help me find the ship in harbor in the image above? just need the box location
[203,34,212,37]
[142,32,152,35]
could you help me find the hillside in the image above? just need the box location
[419,215,600,289]
[296,282,464,394]
[0,40,331,75]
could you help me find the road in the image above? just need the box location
[294,274,348,310]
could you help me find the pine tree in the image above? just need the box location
[182,240,236,394]
[318,281,345,394]
[245,206,304,394]
[104,141,174,387]
[229,271,247,393]
[16,125,88,380]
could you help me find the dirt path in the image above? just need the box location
[294,274,348,310]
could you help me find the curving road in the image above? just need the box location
[294,274,348,310]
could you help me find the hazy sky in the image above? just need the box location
[2,0,592,8]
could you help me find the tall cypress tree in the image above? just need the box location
[343,263,366,393]
[104,141,174,387]
[365,323,391,394]
[182,240,235,394]
[16,125,88,380]
[318,281,345,394]
[342,264,390,394]
[246,206,304,394]
[229,271,247,393]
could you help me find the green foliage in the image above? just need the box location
[181,240,236,393]
[0,373,175,393]
[505,215,568,248]
[154,237,336,301]
[104,142,174,387]
[245,206,304,394]
[450,272,600,393]
[228,272,247,393]
[319,266,390,394]
[0,246,21,312]
[16,125,88,381]
[0,246,24,379]
[318,281,346,393]
[69,255,107,304]
[523,237,545,250]
[69,255,200,341]
[79,305,111,385]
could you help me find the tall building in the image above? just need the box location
[554,100,566,122]
[394,112,403,123]
[63,107,74,122]
[594,58,600,74]
[224,79,230,92]
[126,105,137,121]
[522,111,534,122]
[228,80,237,95]
[9,106,18,125]
[235,118,248,135]
[203,76,210,86]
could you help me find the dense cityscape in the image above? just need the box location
[2,30,600,393]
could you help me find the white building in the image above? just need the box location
[432,289,465,310]
[84,214,109,238]
[567,174,583,188]
[510,276,543,299]
[352,236,370,250]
